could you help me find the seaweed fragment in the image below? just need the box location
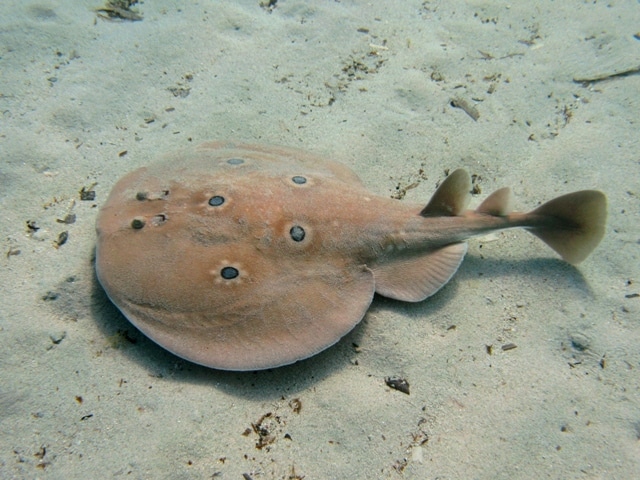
[385,376,410,395]
[96,0,143,22]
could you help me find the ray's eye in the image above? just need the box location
[208,195,225,207]
[227,158,244,165]
[151,214,167,226]
[290,225,306,242]
[220,266,239,280]
[291,175,307,185]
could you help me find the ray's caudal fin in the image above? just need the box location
[474,178,607,265]
[527,190,607,265]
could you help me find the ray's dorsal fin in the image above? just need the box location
[420,169,471,217]
[476,187,512,216]
[372,243,468,302]
[527,190,607,265]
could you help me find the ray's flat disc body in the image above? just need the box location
[96,141,403,370]
[96,141,607,370]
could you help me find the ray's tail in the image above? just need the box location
[422,168,608,265]
[373,169,606,303]
[470,171,608,265]
[525,190,607,265]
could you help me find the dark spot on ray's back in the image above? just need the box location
[292,175,307,185]
[208,195,225,207]
[136,192,148,201]
[290,225,306,242]
[221,266,239,280]
[227,158,244,165]
[131,218,145,229]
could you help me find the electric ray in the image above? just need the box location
[95,141,607,371]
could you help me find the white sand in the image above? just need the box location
[1,1,639,478]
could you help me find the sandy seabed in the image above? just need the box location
[1,1,639,479]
